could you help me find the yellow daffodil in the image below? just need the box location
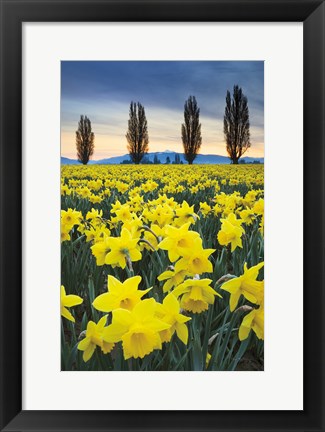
[220,212,244,228]
[93,275,151,312]
[155,293,191,344]
[242,190,258,207]
[157,261,189,293]
[217,220,244,252]
[199,202,212,216]
[115,205,133,223]
[104,228,142,269]
[61,184,71,196]
[145,204,174,227]
[91,236,113,266]
[86,208,103,222]
[122,218,143,239]
[253,198,264,215]
[221,262,264,311]
[85,225,111,243]
[61,226,71,243]
[77,315,114,362]
[103,298,170,359]
[177,238,215,275]
[239,208,255,225]
[60,285,83,322]
[158,222,200,262]
[239,306,264,341]
[173,278,222,313]
[61,208,82,230]
[111,200,122,215]
[174,201,198,226]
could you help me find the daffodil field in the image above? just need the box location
[61,164,264,371]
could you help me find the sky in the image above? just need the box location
[61,61,264,160]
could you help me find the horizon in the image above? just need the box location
[61,149,264,162]
[61,61,264,160]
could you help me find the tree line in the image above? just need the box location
[75,85,251,165]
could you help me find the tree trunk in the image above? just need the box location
[232,158,239,164]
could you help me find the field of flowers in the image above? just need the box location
[61,164,264,371]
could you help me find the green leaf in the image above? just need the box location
[192,329,203,371]
[229,333,252,371]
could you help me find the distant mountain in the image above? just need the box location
[61,157,80,165]
[60,157,97,165]
[61,152,264,165]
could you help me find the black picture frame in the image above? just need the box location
[0,0,324,431]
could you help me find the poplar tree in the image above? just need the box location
[76,115,95,165]
[224,85,251,164]
[126,102,149,164]
[181,96,202,165]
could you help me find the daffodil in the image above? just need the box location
[239,306,264,341]
[174,201,198,226]
[177,238,215,275]
[217,220,244,252]
[122,217,143,239]
[77,315,114,362]
[158,222,200,262]
[93,275,151,312]
[104,228,142,269]
[253,198,264,215]
[61,184,71,196]
[199,202,212,216]
[173,278,222,313]
[61,208,82,230]
[242,190,258,207]
[60,285,83,322]
[157,261,189,293]
[239,208,255,225]
[61,226,71,243]
[146,204,174,227]
[85,225,111,243]
[84,226,98,242]
[115,205,133,223]
[155,293,191,344]
[220,212,244,228]
[86,208,103,222]
[91,236,113,266]
[103,298,170,359]
[111,200,122,215]
[221,262,264,311]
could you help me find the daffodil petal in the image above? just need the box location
[61,306,75,322]
[239,324,251,341]
[221,278,241,294]
[83,344,96,362]
[102,323,126,343]
[63,294,83,307]
[93,293,114,312]
[176,323,188,344]
[78,336,91,351]
[229,291,241,312]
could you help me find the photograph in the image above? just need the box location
[60,60,265,371]
[1,0,325,428]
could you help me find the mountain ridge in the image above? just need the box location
[61,151,264,165]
